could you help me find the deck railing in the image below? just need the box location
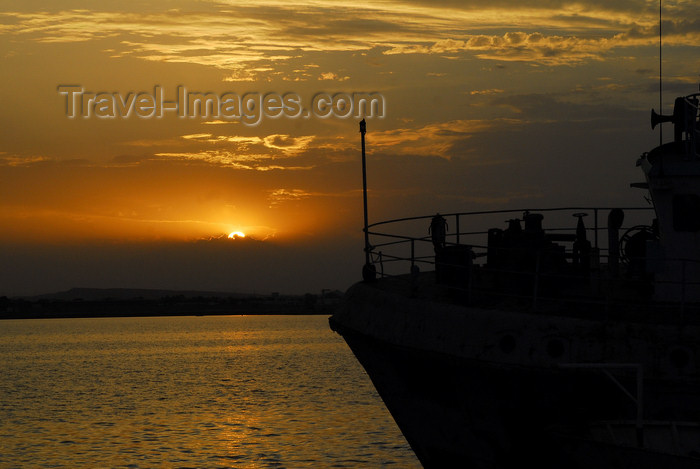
[366,207,651,271]
[363,206,700,317]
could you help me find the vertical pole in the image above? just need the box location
[410,239,417,295]
[359,119,376,282]
[659,0,663,149]
[360,119,369,265]
[594,208,599,249]
[411,239,415,270]
[456,214,460,245]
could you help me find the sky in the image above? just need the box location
[0,0,698,296]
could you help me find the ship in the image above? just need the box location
[329,92,700,468]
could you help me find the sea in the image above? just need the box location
[0,315,421,468]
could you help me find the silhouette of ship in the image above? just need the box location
[330,91,700,468]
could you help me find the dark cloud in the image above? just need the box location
[489,93,634,122]
[0,237,362,296]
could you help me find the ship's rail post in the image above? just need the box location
[410,239,415,271]
[409,239,418,294]
[467,246,474,304]
[594,208,599,249]
[455,214,460,245]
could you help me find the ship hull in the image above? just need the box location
[336,321,621,468]
[330,279,700,468]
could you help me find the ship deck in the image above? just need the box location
[358,205,700,326]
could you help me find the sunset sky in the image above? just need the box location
[1,0,698,296]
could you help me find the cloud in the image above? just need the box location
[262,134,314,154]
[266,187,354,208]
[367,119,511,159]
[202,120,237,125]
[487,92,637,123]
[171,132,315,160]
[385,31,659,65]
[154,149,315,171]
[0,155,52,166]
[469,88,505,96]
[2,1,697,78]
[267,188,312,206]
[319,72,350,81]
[181,134,264,146]
[182,133,215,140]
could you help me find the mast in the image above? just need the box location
[659,0,663,147]
[360,119,375,281]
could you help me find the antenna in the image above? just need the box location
[359,119,376,282]
[360,118,369,268]
[659,0,663,146]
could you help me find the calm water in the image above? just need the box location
[0,315,420,468]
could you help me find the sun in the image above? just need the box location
[228,231,246,239]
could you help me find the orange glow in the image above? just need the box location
[1,0,698,249]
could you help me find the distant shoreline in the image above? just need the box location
[0,310,333,320]
[0,288,342,320]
